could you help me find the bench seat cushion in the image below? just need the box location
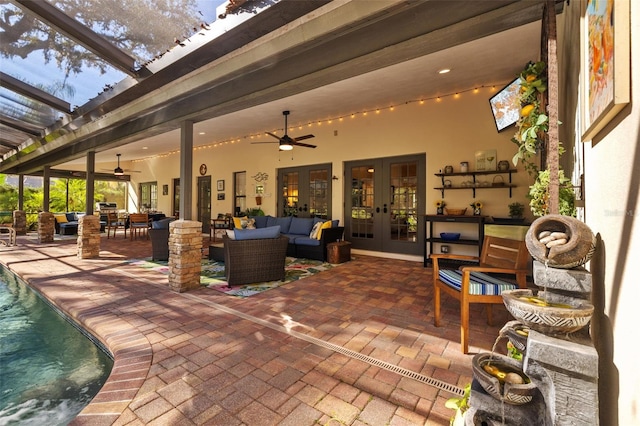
[438,270,518,295]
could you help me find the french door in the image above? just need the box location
[345,154,424,255]
[278,164,332,218]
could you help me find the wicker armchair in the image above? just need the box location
[223,235,289,286]
[149,228,169,261]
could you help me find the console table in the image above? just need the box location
[423,215,485,266]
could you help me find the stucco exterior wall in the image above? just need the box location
[137,87,535,225]
[558,1,639,425]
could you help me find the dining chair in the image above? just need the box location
[106,211,127,239]
[431,236,530,354]
[129,213,150,240]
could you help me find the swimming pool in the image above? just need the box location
[0,265,113,425]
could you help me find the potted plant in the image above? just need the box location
[508,202,525,219]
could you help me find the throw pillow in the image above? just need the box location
[225,229,236,240]
[233,217,242,229]
[54,214,68,223]
[316,220,333,240]
[242,218,256,229]
[309,221,323,239]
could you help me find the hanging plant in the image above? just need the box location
[511,61,548,176]
[528,169,576,217]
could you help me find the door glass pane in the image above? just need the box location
[350,166,374,239]
[140,182,157,212]
[282,171,299,216]
[234,171,246,216]
[389,161,417,242]
[173,178,180,217]
[309,169,328,218]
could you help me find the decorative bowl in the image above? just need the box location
[472,353,536,405]
[501,289,594,335]
[445,208,467,216]
[440,232,461,241]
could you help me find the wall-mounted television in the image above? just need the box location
[489,77,521,132]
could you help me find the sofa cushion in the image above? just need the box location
[251,215,269,229]
[234,225,281,240]
[54,214,68,223]
[292,236,321,247]
[65,212,77,222]
[289,217,314,235]
[332,219,339,227]
[275,216,292,234]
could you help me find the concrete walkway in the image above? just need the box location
[0,234,513,425]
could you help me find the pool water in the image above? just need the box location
[0,266,113,425]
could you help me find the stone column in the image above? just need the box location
[78,215,101,259]
[38,212,55,243]
[13,210,27,235]
[168,220,203,292]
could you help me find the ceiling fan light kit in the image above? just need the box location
[252,110,316,150]
[114,154,124,176]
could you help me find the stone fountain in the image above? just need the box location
[464,215,599,425]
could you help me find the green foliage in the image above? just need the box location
[445,383,471,426]
[0,175,127,229]
[0,0,204,71]
[246,207,265,216]
[511,61,548,176]
[508,202,525,218]
[528,169,576,217]
[507,341,523,361]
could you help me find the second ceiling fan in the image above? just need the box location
[252,110,316,150]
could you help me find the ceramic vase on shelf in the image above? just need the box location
[474,208,481,216]
[437,207,444,215]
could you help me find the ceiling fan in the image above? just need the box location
[252,110,316,150]
[101,153,141,175]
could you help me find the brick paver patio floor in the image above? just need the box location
[0,233,515,425]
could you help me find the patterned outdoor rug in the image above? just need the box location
[126,257,334,297]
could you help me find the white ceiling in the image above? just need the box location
[63,20,541,168]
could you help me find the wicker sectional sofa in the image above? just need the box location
[245,215,344,262]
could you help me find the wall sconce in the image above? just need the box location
[332,175,339,180]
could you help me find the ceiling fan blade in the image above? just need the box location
[291,141,317,148]
[293,134,314,141]
[251,141,278,145]
[265,132,282,140]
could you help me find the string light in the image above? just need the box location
[148,82,512,158]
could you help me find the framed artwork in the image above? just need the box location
[162,184,168,196]
[475,149,497,171]
[217,180,225,191]
[581,0,630,141]
[217,193,225,200]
